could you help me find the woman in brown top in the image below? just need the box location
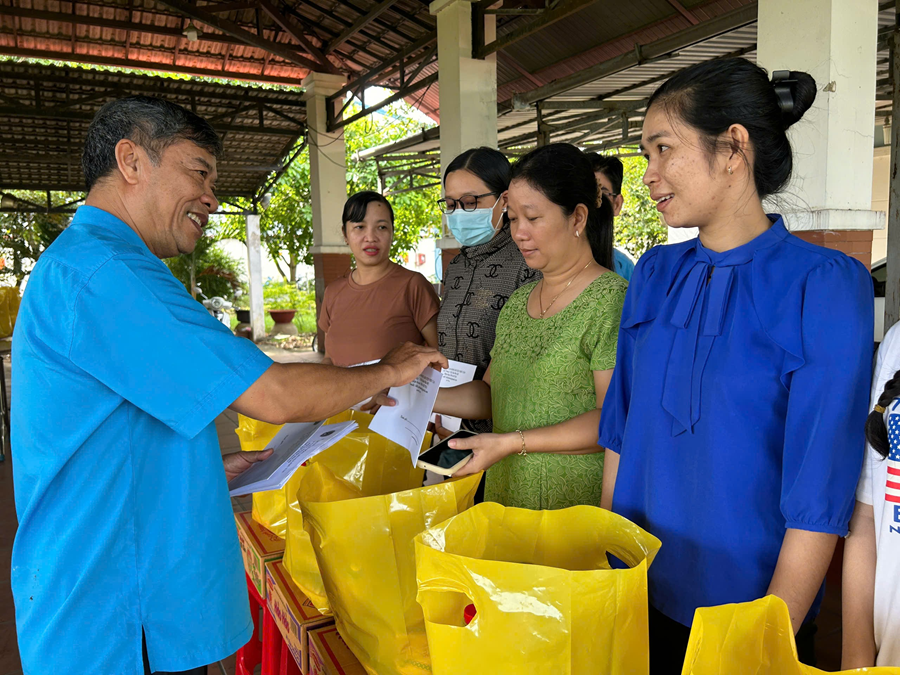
[320,191,440,367]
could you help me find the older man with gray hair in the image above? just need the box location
[10,96,445,675]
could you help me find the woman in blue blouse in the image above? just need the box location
[598,58,873,672]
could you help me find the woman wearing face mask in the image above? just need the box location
[432,143,625,510]
[598,59,873,672]
[437,147,539,436]
[319,191,440,367]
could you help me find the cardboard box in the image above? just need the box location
[235,510,284,598]
[266,560,334,674]
[308,625,366,675]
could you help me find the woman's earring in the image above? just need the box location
[727,166,734,175]
[575,230,581,238]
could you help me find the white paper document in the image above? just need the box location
[430,360,477,433]
[228,420,357,496]
[370,366,443,464]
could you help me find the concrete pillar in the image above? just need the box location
[245,214,266,342]
[757,0,882,267]
[303,71,350,352]
[430,0,498,253]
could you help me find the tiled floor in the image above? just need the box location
[0,349,848,673]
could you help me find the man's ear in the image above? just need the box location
[114,139,143,186]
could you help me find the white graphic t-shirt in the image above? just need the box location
[857,323,900,667]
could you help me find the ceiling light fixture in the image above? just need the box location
[183,21,201,42]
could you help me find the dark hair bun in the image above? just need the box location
[771,70,817,129]
[647,58,816,198]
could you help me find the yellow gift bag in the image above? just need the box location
[415,502,662,675]
[242,409,423,539]
[682,595,900,675]
[299,465,482,675]
[0,287,20,339]
[282,409,428,613]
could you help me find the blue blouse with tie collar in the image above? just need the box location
[598,217,873,626]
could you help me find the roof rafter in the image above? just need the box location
[155,0,324,72]
[258,0,341,74]
[324,0,403,55]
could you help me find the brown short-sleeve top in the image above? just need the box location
[319,263,440,367]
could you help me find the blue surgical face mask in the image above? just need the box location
[446,196,502,247]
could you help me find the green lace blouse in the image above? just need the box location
[484,271,627,510]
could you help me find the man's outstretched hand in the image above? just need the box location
[379,342,448,388]
[223,449,274,482]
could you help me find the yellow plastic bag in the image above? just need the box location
[0,287,20,339]
[234,415,288,535]
[415,502,662,675]
[282,409,428,612]
[299,466,482,675]
[682,595,900,675]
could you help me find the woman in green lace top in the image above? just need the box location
[433,143,627,510]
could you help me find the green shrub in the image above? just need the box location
[263,280,317,334]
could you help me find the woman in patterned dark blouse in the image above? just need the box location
[437,147,538,436]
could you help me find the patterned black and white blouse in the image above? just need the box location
[438,224,540,433]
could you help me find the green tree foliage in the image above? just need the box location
[0,191,81,286]
[613,154,668,259]
[164,226,246,302]
[344,104,442,257]
[219,98,441,283]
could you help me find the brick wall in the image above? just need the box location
[792,230,873,270]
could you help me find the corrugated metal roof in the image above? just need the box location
[496,0,754,104]
[0,61,307,196]
[368,1,894,163]
[0,0,892,184]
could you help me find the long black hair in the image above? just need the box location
[510,143,613,269]
[647,57,817,198]
[584,152,624,195]
[865,370,900,459]
[443,147,511,196]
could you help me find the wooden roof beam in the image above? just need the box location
[155,0,324,71]
[665,0,700,26]
[325,0,403,55]
[258,0,341,73]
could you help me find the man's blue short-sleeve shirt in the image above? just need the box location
[11,206,273,674]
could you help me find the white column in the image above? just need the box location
[430,0,498,250]
[302,72,350,254]
[303,72,351,351]
[245,214,265,342]
[757,0,881,231]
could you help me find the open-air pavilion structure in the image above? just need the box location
[0,0,898,340]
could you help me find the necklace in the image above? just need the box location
[538,259,593,319]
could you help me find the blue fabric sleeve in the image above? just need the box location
[780,257,873,534]
[597,322,632,454]
[613,248,635,282]
[69,254,273,439]
[598,248,659,453]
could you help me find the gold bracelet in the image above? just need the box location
[516,429,527,456]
